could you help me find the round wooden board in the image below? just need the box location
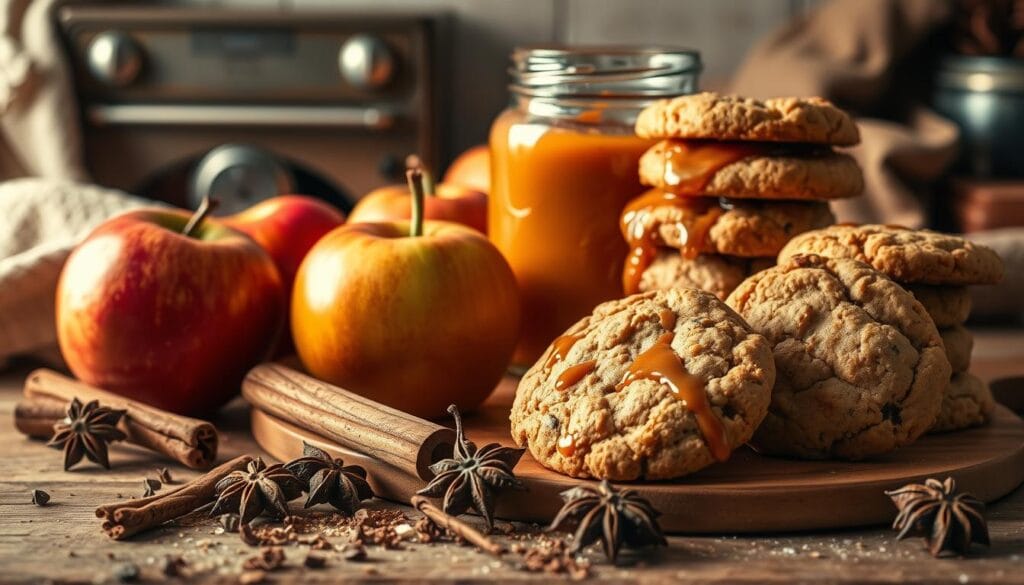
[253,376,1024,534]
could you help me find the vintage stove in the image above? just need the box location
[58,4,443,213]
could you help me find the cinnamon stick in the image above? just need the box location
[96,455,252,540]
[13,398,67,438]
[411,495,505,557]
[242,363,454,480]
[20,369,218,469]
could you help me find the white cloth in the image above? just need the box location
[0,0,86,181]
[0,0,141,365]
[0,178,146,362]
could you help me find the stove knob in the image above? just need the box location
[87,31,143,87]
[338,34,395,90]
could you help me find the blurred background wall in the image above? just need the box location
[172,0,819,156]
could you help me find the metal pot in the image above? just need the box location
[932,55,1024,178]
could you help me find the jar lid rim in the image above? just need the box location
[510,45,702,98]
[513,44,700,57]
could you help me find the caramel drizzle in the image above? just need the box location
[658,309,677,331]
[618,138,761,295]
[544,334,583,370]
[661,140,761,195]
[556,360,597,391]
[620,190,725,295]
[557,433,577,457]
[616,332,730,462]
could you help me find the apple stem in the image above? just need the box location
[405,154,435,196]
[407,169,425,238]
[182,196,220,238]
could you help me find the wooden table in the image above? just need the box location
[2,327,1024,584]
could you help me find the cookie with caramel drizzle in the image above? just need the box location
[510,287,775,481]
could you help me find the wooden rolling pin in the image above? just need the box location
[242,363,455,480]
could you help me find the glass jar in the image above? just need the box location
[490,46,701,368]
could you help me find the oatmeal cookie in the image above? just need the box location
[930,372,995,433]
[906,285,972,328]
[510,287,775,480]
[638,250,773,300]
[639,196,836,257]
[639,141,863,200]
[726,254,950,460]
[635,92,860,146]
[778,224,1005,285]
[939,325,974,373]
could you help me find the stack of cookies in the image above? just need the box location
[778,224,1006,435]
[621,92,864,300]
[726,253,951,459]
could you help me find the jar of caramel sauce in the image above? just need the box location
[489,46,701,368]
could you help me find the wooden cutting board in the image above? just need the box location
[252,375,1024,534]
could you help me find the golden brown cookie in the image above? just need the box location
[664,198,833,257]
[510,287,776,480]
[635,92,860,146]
[639,140,864,200]
[778,224,1005,286]
[622,189,835,259]
[906,285,972,328]
[939,325,973,373]
[726,254,950,460]
[930,372,994,433]
[638,250,773,301]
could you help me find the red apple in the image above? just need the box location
[443,145,490,194]
[224,195,345,290]
[349,159,487,234]
[291,170,518,418]
[56,201,286,415]
[225,195,345,353]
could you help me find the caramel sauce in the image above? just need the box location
[620,190,725,295]
[545,334,583,370]
[616,332,730,462]
[659,309,677,331]
[557,433,577,457]
[555,360,597,391]
[489,110,653,366]
[660,140,761,195]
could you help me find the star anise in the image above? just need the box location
[284,442,373,515]
[886,477,989,557]
[415,404,525,530]
[210,457,303,524]
[46,398,126,470]
[549,480,667,563]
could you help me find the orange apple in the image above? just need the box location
[56,200,286,415]
[349,159,487,234]
[291,170,518,418]
[443,145,490,194]
[225,195,345,290]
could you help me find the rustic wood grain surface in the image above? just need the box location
[2,327,1023,584]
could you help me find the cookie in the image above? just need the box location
[939,325,973,373]
[510,287,776,480]
[635,92,860,146]
[639,140,864,200]
[644,195,835,257]
[638,250,773,300]
[906,285,972,328]
[726,254,950,460]
[930,372,994,433]
[778,224,1005,285]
